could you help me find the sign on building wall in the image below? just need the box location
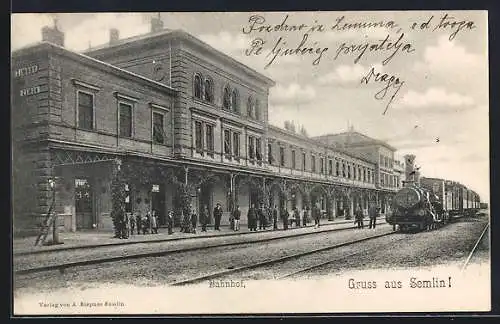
[14,64,41,97]
[19,86,41,97]
[14,64,39,78]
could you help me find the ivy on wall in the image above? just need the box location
[110,163,126,238]
[110,159,197,234]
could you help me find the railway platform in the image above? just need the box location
[13,217,383,256]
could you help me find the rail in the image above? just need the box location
[461,222,489,271]
[169,231,395,286]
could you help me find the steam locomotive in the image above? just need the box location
[386,177,481,232]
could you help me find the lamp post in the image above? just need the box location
[48,178,62,245]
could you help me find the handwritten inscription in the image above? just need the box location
[266,34,328,69]
[240,12,477,114]
[360,67,405,115]
[334,33,414,66]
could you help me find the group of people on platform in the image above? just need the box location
[179,202,224,234]
[117,210,160,239]
[354,203,380,229]
[242,204,323,231]
[116,201,361,239]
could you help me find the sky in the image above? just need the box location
[11,11,489,202]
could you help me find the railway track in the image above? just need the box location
[278,245,388,279]
[169,230,396,286]
[461,222,489,271]
[14,221,389,276]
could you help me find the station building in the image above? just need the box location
[12,18,406,236]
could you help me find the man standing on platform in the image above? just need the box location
[200,205,209,232]
[354,205,364,229]
[294,207,300,228]
[232,205,241,231]
[190,209,198,234]
[368,203,379,229]
[167,210,174,234]
[301,207,307,226]
[247,204,257,231]
[213,202,223,231]
[282,208,289,230]
[258,204,267,230]
[272,205,279,230]
[313,205,321,228]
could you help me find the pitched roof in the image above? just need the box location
[83,29,275,87]
[12,41,177,96]
[313,130,397,151]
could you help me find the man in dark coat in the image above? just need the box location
[200,205,209,232]
[247,204,257,231]
[313,205,321,228]
[368,203,379,229]
[294,207,300,228]
[272,205,279,230]
[190,209,198,234]
[135,213,141,235]
[213,202,223,231]
[302,207,308,226]
[258,204,267,230]
[354,205,364,229]
[167,211,174,234]
[232,205,241,231]
[282,208,289,230]
[129,213,135,236]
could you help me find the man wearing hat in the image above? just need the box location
[213,202,223,231]
[368,202,379,229]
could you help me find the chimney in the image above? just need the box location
[151,13,164,33]
[109,28,120,44]
[41,19,65,47]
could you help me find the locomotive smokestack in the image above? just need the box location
[404,154,417,185]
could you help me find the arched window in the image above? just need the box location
[255,100,260,120]
[247,97,254,118]
[231,89,239,113]
[194,73,203,99]
[204,77,214,103]
[223,86,231,111]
